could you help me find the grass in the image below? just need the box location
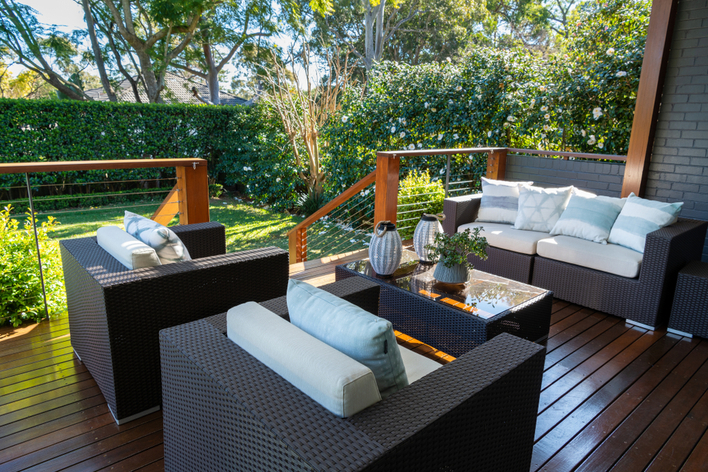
[40,195,304,253]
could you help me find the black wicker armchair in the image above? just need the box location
[60,222,289,424]
[443,194,708,328]
[159,278,545,472]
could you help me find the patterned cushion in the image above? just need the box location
[550,194,625,244]
[513,186,573,233]
[476,177,533,224]
[124,211,191,264]
[287,279,408,398]
[608,193,683,253]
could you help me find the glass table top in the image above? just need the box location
[341,251,549,319]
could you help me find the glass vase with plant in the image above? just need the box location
[425,228,488,283]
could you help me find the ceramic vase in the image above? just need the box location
[369,221,402,275]
[433,261,470,284]
[413,214,444,262]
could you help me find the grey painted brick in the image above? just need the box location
[679,148,708,157]
[657,129,683,140]
[677,18,704,30]
[672,183,702,192]
[650,163,676,173]
[681,130,708,139]
[658,112,687,121]
[683,45,708,57]
[691,157,708,166]
[687,174,708,184]
[691,75,708,84]
[683,191,708,202]
[695,56,708,66]
[657,154,691,164]
[673,103,703,112]
[674,165,698,175]
[670,121,698,130]
[648,179,673,190]
[686,26,708,39]
[666,138,697,147]
[688,94,708,103]
[657,189,687,199]
[598,174,622,184]
[698,121,708,130]
[694,139,708,148]
[677,84,706,94]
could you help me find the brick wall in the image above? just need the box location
[648,0,708,261]
[505,154,625,197]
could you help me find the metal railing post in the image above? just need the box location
[25,173,49,319]
[444,154,451,197]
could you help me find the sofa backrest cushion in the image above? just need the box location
[96,226,161,270]
[550,194,625,244]
[287,279,409,398]
[608,193,683,253]
[513,185,573,233]
[227,302,381,418]
[476,177,533,225]
[124,211,191,264]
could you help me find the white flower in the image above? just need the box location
[417,143,423,148]
[243,166,252,171]
[431,108,437,112]
[541,105,548,112]
[593,107,603,120]
[398,87,404,92]
[437,133,444,140]
[539,86,547,92]
[448,99,453,104]
[440,168,445,175]
[541,133,546,139]
[424,102,430,108]
[350,239,357,243]
[453,133,459,140]
[507,115,516,122]
[276,177,281,182]
[238,148,242,151]
[544,114,550,120]
[341,115,349,123]
[476,94,482,100]
[616,71,627,77]
[400,131,406,138]
[543,124,550,131]
[487,131,492,138]
[581,129,586,137]
[587,135,597,145]
[606,48,615,55]
[401,118,407,125]
[530,99,535,107]
[456,85,462,91]
[391,126,396,133]
[408,143,415,150]
[597,142,604,149]
[503,122,510,128]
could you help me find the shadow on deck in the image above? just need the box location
[1,248,708,471]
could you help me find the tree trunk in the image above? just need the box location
[81,0,117,101]
[203,42,220,105]
[363,0,374,71]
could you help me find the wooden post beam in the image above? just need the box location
[374,152,400,226]
[176,164,210,224]
[486,149,507,180]
[622,0,680,197]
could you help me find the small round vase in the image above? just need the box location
[413,214,444,263]
[433,261,469,284]
[368,221,403,276]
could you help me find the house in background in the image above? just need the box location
[84,72,250,106]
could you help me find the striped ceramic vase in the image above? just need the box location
[413,214,444,263]
[369,221,403,275]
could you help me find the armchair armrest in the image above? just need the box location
[171,222,226,259]
[443,194,482,235]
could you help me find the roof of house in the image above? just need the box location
[84,72,250,106]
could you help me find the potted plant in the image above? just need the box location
[425,228,489,284]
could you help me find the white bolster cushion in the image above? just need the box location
[97,226,161,270]
[227,302,381,418]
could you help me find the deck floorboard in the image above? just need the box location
[1,252,707,471]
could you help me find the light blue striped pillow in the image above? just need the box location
[608,193,683,253]
[476,177,533,224]
[550,194,625,244]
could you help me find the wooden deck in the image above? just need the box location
[2,250,708,471]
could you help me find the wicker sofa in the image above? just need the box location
[443,194,708,329]
[60,222,289,424]
[159,277,546,472]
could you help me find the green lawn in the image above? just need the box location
[44,196,304,253]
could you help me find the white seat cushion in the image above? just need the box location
[458,222,549,255]
[537,236,643,278]
[227,302,381,418]
[399,347,442,384]
[96,226,161,270]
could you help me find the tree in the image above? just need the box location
[0,0,91,100]
[261,44,354,197]
[80,0,117,101]
[99,0,211,103]
[170,0,279,105]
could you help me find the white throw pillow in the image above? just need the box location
[550,194,625,244]
[513,186,573,233]
[608,193,683,253]
[124,211,191,264]
[476,177,533,224]
[96,226,161,270]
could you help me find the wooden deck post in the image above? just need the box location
[374,152,400,225]
[622,0,679,197]
[289,227,307,264]
[486,149,507,180]
[176,163,210,224]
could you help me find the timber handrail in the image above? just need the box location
[507,148,627,161]
[0,158,210,225]
[288,170,376,264]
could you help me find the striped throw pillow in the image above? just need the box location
[476,177,533,225]
[124,211,192,264]
[550,194,625,244]
[608,194,683,253]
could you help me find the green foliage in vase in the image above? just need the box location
[0,206,66,327]
[425,228,488,269]
[396,169,445,240]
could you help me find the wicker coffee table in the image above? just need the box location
[336,251,553,357]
